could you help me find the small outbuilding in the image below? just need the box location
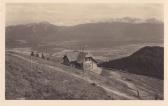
[63,51,102,74]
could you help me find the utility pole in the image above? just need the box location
[30,51,32,71]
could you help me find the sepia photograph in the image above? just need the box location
[5,3,164,100]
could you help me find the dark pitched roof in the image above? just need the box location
[64,51,97,63]
[66,51,79,62]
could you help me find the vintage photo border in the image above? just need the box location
[0,0,168,106]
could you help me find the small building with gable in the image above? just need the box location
[63,51,102,74]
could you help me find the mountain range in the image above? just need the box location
[6,18,164,48]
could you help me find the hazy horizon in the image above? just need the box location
[6,3,163,26]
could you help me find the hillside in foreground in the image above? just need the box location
[6,54,114,100]
[99,46,164,79]
[6,51,163,100]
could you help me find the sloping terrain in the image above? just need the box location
[6,54,114,100]
[5,51,163,100]
[99,46,164,79]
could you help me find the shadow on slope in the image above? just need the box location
[99,46,164,79]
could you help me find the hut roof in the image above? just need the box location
[64,51,96,63]
[66,51,80,62]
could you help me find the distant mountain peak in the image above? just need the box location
[26,21,53,27]
[111,17,162,24]
[145,18,162,23]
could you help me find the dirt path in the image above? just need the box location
[6,52,138,100]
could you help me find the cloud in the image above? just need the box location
[6,3,163,26]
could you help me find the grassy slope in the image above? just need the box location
[99,46,164,79]
[102,69,163,99]
[6,54,115,100]
[6,52,163,100]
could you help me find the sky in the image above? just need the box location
[6,3,163,26]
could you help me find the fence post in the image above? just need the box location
[136,90,141,99]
